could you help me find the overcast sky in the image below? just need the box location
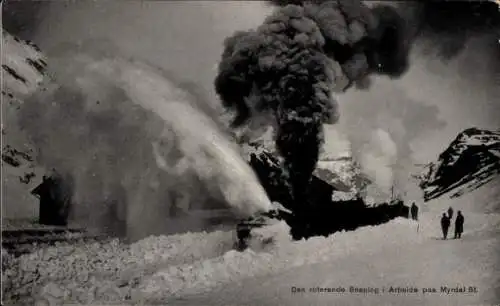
[6,0,500,164]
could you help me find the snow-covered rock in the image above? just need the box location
[239,123,370,203]
[418,127,500,201]
[1,29,47,219]
[315,157,371,200]
[1,29,47,97]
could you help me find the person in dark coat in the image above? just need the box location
[410,202,419,221]
[454,211,464,239]
[447,207,454,219]
[440,213,450,240]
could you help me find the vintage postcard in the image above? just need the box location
[2,1,499,305]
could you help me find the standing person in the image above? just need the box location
[410,202,419,221]
[440,213,450,240]
[454,211,465,239]
[448,207,454,220]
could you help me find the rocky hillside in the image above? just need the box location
[418,127,500,201]
[315,158,371,201]
[2,29,46,96]
[240,125,371,205]
[1,29,47,218]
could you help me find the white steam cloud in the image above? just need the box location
[359,128,397,203]
[18,52,272,241]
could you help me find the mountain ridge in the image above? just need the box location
[417,127,500,201]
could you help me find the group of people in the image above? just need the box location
[440,206,464,240]
[409,203,465,240]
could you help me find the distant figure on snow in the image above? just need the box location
[440,213,450,240]
[447,206,454,219]
[454,211,464,239]
[410,202,419,221]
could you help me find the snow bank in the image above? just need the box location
[4,217,420,304]
[3,228,235,304]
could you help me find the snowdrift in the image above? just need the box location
[3,217,420,304]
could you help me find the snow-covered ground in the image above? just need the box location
[177,178,500,306]
[3,177,499,305]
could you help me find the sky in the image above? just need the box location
[4,0,500,165]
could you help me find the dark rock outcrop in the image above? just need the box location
[2,145,34,168]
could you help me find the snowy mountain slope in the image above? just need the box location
[315,158,372,201]
[247,146,372,204]
[240,124,371,203]
[1,29,47,96]
[418,128,500,201]
[1,29,47,219]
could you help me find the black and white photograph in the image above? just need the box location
[1,0,500,305]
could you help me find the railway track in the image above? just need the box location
[2,226,106,257]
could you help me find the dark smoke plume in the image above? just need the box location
[214,1,411,209]
[417,0,500,61]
